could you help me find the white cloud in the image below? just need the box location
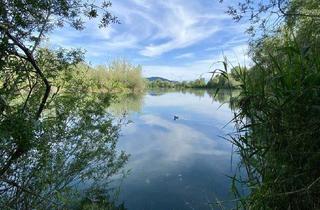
[142,63,209,81]
[47,0,250,80]
[130,114,230,162]
[175,53,194,59]
[142,44,251,81]
[139,26,219,57]
[138,1,224,57]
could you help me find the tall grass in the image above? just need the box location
[229,25,320,209]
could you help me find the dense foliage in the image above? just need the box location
[0,1,128,209]
[87,59,146,93]
[0,51,128,208]
[221,0,320,209]
[207,67,242,89]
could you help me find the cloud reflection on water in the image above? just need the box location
[116,90,236,210]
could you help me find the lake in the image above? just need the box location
[111,89,237,210]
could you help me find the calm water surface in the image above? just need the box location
[113,89,237,210]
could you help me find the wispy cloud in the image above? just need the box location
[48,0,250,80]
[143,44,251,81]
[175,53,194,59]
[138,1,224,57]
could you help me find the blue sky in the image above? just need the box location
[49,0,250,81]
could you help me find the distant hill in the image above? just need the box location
[146,77,177,83]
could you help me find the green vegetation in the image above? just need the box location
[147,73,240,89]
[220,0,320,209]
[0,1,128,209]
[0,47,129,210]
[86,59,146,94]
[2,0,319,209]
[147,77,206,88]
[206,67,242,89]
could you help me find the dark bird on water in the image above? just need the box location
[173,115,179,120]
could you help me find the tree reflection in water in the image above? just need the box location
[146,88,239,109]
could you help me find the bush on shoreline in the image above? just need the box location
[81,59,146,94]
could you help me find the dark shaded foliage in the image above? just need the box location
[220,0,320,209]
